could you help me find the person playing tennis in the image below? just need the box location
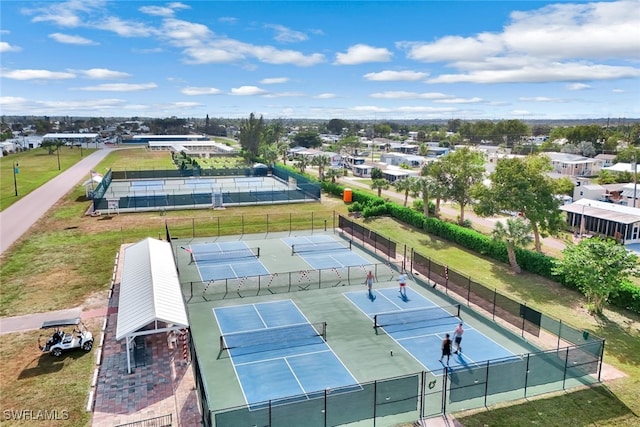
[439,333,452,366]
[398,271,407,297]
[453,323,464,354]
[365,271,374,292]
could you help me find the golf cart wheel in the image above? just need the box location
[82,341,93,351]
[52,348,62,357]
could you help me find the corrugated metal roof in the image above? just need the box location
[115,238,188,340]
[560,199,640,225]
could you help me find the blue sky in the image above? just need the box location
[1,0,638,120]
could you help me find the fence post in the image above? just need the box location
[242,214,244,235]
[192,218,195,238]
[324,219,327,231]
[562,347,570,390]
[524,353,531,398]
[492,289,497,321]
[466,276,471,306]
[373,380,377,427]
[521,303,526,338]
[483,361,490,407]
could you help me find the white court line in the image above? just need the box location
[290,300,361,391]
[252,303,268,328]
[234,348,333,367]
[284,357,309,400]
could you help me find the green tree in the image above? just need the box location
[259,144,279,167]
[474,155,563,252]
[552,238,639,314]
[414,175,440,218]
[239,113,264,159]
[40,139,64,155]
[552,176,576,196]
[373,123,392,138]
[491,219,533,273]
[394,177,418,207]
[494,119,530,147]
[325,168,342,184]
[438,148,485,224]
[326,119,350,135]
[340,135,363,156]
[596,170,618,185]
[371,167,384,180]
[293,130,322,148]
[311,155,331,180]
[371,179,390,197]
[295,155,310,174]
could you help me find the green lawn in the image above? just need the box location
[0,150,638,427]
[0,147,96,211]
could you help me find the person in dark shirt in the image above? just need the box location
[439,333,452,366]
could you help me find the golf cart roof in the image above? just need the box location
[41,317,81,329]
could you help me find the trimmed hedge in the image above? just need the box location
[323,181,640,314]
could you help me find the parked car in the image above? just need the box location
[38,318,93,357]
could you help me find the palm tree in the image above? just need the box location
[415,176,440,218]
[491,218,533,273]
[296,155,310,174]
[277,140,290,165]
[259,144,279,167]
[394,176,418,207]
[325,168,342,184]
[311,155,331,181]
[371,178,390,197]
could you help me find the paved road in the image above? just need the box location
[0,148,114,255]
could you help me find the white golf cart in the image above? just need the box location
[38,317,94,357]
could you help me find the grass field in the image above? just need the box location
[0,147,96,211]
[0,148,638,426]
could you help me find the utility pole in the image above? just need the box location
[634,150,638,208]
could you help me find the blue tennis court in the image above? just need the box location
[282,236,370,269]
[189,242,269,281]
[344,287,518,374]
[213,300,360,409]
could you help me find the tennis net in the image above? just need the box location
[291,240,352,255]
[194,247,260,263]
[373,304,461,329]
[219,322,327,355]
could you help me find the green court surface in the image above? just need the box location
[178,230,562,426]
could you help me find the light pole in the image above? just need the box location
[13,162,19,196]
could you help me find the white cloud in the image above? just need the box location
[260,77,289,84]
[162,18,212,44]
[263,92,305,98]
[567,83,591,91]
[398,34,504,63]
[139,3,189,17]
[369,91,449,100]
[181,87,222,95]
[519,96,567,103]
[433,97,483,104]
[76,83,157,91]
[24,0,101,27]
[0,42,22,52]
[230,86,267,96]
[81,68,130,79]
[49,32,97,45]
[1,69,76,80]
[218,17,237,24]
[314,93,336,99]
[183,41,325,66]
[398,0,640,85]
[265,24,307,43]
[0,96,128,114]
[364,70,428,81]
[335,44,392,65]
[612,88,626,93]
[428,63,640,84]
[96,16,158,37]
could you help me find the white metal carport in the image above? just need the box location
[115,237,188,373]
